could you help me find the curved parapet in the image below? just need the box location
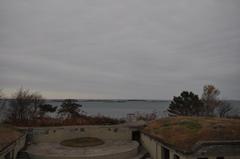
[27,140,139,159]
[28,125,131,143]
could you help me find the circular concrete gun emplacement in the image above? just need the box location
[27,140,139,159]
[60,137,105,147]
[26,126,140,159]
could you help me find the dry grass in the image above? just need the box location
[143,116,240,151]
[5,115,125,127]
[0,124,23,151]
[60,137,104,147]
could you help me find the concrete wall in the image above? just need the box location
[30,125,131,143]
[202,157,240,159]
[141,133,240,159]
[28,147,138,159]
[0,134,26,159]
[141,133,185,159]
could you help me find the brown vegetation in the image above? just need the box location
[5,115,125,127]
[143,116,240,152]
[0,125,23,151]
[60,137,104,147]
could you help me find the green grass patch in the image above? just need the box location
[162,122,171,128]
[177,120,202,131]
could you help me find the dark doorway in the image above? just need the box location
[132,130,141,142]
[4,152,11,159]
[174,154,180,159]
[161,146,170,159]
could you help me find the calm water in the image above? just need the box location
[47,100,240,118]
[48,100,171,118]
[1,100,240,119]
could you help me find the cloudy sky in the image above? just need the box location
[0,0,240,99]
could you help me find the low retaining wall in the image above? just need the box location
[28,149,138,159]
[28,125,132,143]
[0,134,26,159]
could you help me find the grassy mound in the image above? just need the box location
[60,137,104,147]
[143,116,240,151]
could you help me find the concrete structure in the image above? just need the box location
[127,114,137,122]
[27,140,139,159]
[141,133,182,159]
[27,125,132,143]
[0,124,146,159]
[25,125,140,159]
[4,117,239,159]
[0,131,26,159]
[141,133,240,159]
[141,117,240,159]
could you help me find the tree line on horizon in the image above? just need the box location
[0,88,123,126]
[168,85,233,118]
[3,88,83,122]
[0,85,238,126]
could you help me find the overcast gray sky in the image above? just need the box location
[0,0,240,99]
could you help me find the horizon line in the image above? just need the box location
[4,98,240,101]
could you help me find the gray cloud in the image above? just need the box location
[0,0,240,99]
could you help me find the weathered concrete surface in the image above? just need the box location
[28,125,131,143]
[27,140,139,159]
[141,133,240,159]
[23,125,144,159]
[0,133,26,159]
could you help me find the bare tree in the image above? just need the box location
[29,92,45,120]
[201,85,221,116]
[0,89,6,115]
[7,88,33,122]
[7,88,45,123]
[217,101,232,118]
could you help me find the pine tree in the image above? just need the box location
[168,91,204,116]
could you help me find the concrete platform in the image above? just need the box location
[27,140,139,159]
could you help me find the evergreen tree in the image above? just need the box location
[58,99,82,119]
[38,104,57,118]
[168,91,204,116]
